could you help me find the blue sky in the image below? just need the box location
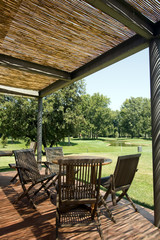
[85,48,150,111]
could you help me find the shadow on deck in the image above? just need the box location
[0,171,160,240]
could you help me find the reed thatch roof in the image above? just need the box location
[0,0,160,97]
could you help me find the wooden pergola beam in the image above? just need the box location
[0,85,39,97]
[85,0,154,39]
[40,35,148,97]
[0,54,71,81]
[71,35,148,82]
[154,21,160,37]
[1,36,151,99]
[39,79,74,97]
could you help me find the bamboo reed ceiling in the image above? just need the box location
[0,65,58,91]
[0,0,159,97]
[124,0,160,23]
[0,0,135,71]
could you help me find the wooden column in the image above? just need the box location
[37,97,43,164]
[149,38,160,227]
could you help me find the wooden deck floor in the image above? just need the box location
[0,171,160,240]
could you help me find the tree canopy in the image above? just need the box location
[80,93,111,138]
[0,82,151,147]
[119,97,151,138]
[0,96,37,143]
[42,80,86,146]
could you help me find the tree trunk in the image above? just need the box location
[68,135,70,145]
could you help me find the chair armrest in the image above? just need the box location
[38,161,56,175]
[8,163,16,169]
[15,165,30,171]
[37,161,50,164]
[37,161,54,166]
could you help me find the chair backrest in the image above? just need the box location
[29,142,37,153]
[58,158,103,211]
[45,147,63,174]
[14,149,41,183]
[113,154,141,189]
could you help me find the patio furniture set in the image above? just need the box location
[10,147,141,239]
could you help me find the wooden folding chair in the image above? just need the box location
[45,147,63,175]
[9,141,37,183]
[98,154,141,223]
[13,149,56,208]
[56,157,104,239]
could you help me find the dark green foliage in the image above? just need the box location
[0,84,151,147]
[0,96,37,141]
[119,97,151,138]
[1,135,8,148]
[0,81,86,146]
[80,93,112,138]
[42,80,86,146]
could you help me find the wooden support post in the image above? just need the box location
[37,97,43,166]
[149,38,160,228]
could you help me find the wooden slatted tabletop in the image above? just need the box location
[52,155,112,165]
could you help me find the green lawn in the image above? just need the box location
[0,137,153,209]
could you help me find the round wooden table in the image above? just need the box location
[52,155,112,186]
[52,155,112,165]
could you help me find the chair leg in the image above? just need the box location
[56,208,60,240]
[98,187,110,207]
[34,178,51,197]
[43,174,58,196]
[41,180,52,197]
[14,184,29,203]
[115,191,125,203]
[10,173,18,183]
[99,195,116,223]
[125,192,138,212]
[33,182,48,196]
[28,197,36,209]
[111,190,116,206]
[14,185,36,209]
[96,208,104,240]
[46,175,58,190]
[116,190,138,212]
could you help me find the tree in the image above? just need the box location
[80,93,112,138]
[78,94,93,138]
[119,97,151,138]
[140,98,151,138]
[111,110,120,138]
[0,96,37,142]
[0,81,86,147]
[42,80,86,146]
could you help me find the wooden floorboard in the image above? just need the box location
[0,171,160,240]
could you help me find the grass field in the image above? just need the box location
[0,137,153,209]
